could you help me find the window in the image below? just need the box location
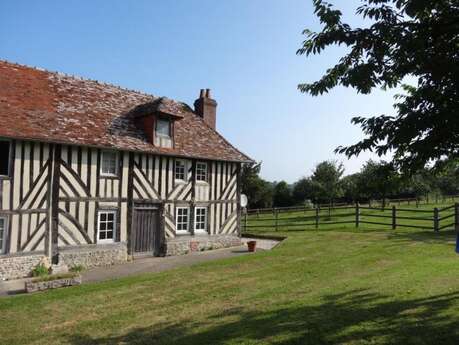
[176,207,189,233]
[0,141,10,176]
[0,217,6,254]
[97,211,116,243]
[175,159,186,181]
[101,150,118,176]
[156,119,171,138]
[196,162,207,182]
[194,207,207,233]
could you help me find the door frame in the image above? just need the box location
[131,201,165,257]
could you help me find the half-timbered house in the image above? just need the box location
[0,61,252,280]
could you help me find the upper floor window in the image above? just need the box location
[0,216,7,254]
[196,162,208,182]
[0,141,10,177]
[97,210,116,243]
[101,150,118,177]
[156,119,171,138]
[175,159,187,181]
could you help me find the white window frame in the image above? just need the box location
[0,140,11,178]
[194,207,207,234]
[97,210,116,243]
[174,159,187,182]
[156,118,171,138]
[100,150,119,177]
[175,207,190,234]
[0,216,7,254]
[196,161,208,182]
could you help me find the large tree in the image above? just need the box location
[358,160,400,206]
[240,163,274,209]
[310,160,345,203]
[272,181,294,207]
[298,0,459,172]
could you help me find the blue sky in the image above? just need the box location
[0,0,394,183]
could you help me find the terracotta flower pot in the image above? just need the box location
[247,240,257,252]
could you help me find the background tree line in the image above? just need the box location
[241,160,459,209]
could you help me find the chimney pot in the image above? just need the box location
[199,89,206,98]
[205,89,211,98]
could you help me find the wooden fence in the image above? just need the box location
[242,203,459,233]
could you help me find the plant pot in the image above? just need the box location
[247,241,257,252]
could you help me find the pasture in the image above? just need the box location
[243,200,458,234]
[1,207,459,344]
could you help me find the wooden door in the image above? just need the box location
[132,204,160,256]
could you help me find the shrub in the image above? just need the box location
[31,263,49,277]
[69,265,85,273]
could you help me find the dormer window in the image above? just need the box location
[154,118,173,148]
[156,119,171,138]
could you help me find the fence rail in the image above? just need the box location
[242,202,459,233]
[246,194,459,216]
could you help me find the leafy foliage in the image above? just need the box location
[273,181,294,207]
[240,163,274,209]
[298,0,459,172]
[310,160,345,203]
[31,263,49,278]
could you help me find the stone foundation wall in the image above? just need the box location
[0,253,45,281]
[166,235,241,256]
[59,242,127,269]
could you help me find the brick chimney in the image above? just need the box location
[194,89,217,129]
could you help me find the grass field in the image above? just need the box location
[1,216,459,344]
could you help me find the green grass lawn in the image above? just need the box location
[1,227,459,344]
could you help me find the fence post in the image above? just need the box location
[315,207,319,229]
[244,211,247,233]
[355,203,360,228]
[275,208,278,232]
[416,198,419,208]
[455,203,459,233]
[257,209,259,219]
[434,207,439,232]
[392,206,396,230]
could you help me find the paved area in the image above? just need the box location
[0,277,32,296]
[0,237,283,296]
[82,245,250,283]
[240,237,281,250]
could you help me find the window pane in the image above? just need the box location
[196,162,207,181]
[0,141,10,176]
[175,160,186,180]
[102,152,117,175]
[156,119,171,137]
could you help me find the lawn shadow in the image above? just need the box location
[386,229,457,245]
[67,289,459,345]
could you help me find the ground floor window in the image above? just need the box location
[194,207,207,233]
[0,216,7,254]
[97,210,116,243]
[176,207,189,234]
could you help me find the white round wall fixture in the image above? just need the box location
[240,194,248,208]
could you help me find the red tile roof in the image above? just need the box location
[0,61,252,163]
